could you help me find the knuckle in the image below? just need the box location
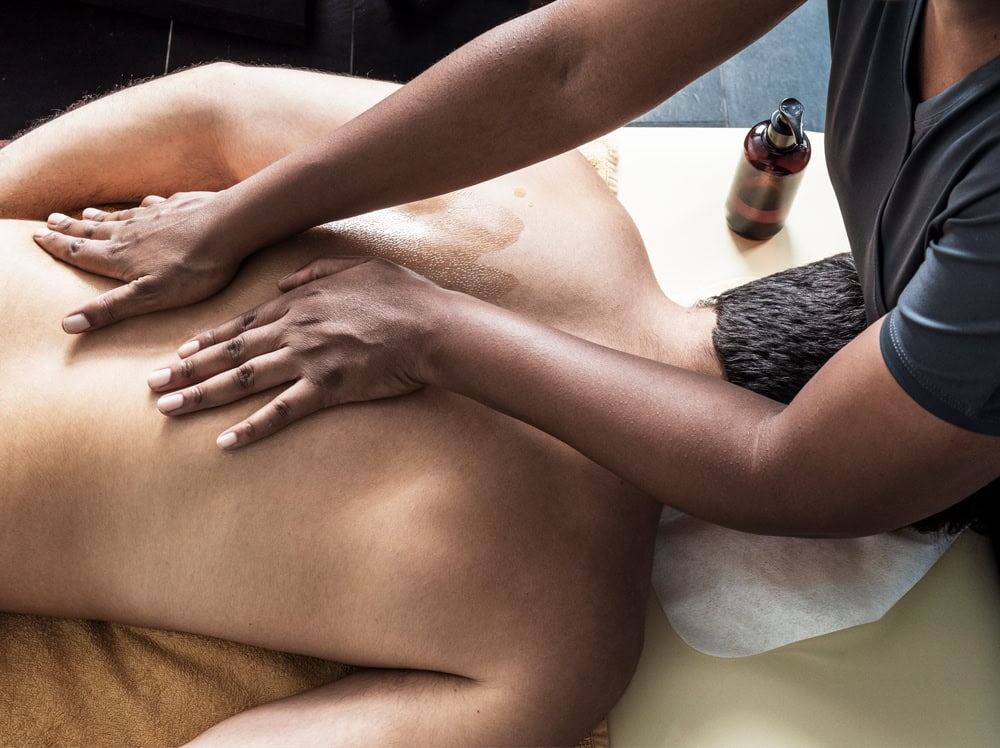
[226,335,245,361]
[70,238,85,255]
[188,385,204,405]
[97,293,118,324]
[235,363,255,390]
[272,398,293,422]
[238,419,256,440]
[302,336,326,355]
[132,276,158,302]
[239,310,257,330]
[297,314,325,329]
[179,357,196,379]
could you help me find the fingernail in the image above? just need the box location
[47,212,69,226]
[157,393,184,413]
[217,432,238,450]
[178,340,200,358]
[82,208,100,219]
[62,313,91,333]
[147,368,172,388]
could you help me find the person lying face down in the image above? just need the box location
[22,1,1000,548]
[1,64,993,745]
[0,66,705,744]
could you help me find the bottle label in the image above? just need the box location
[725,160,805,240]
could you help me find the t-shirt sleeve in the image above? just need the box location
[880,155,1000,435]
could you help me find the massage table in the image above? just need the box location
[605,127,1000,747]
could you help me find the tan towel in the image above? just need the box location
[0,614,608,746]
[0,614,355,746]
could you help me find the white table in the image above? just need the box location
[605,127,1000,748]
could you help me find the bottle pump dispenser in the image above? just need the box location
[725,97,811,240]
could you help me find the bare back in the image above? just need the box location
[0,153,672,690]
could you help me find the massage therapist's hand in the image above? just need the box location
[34,191,244,333]
[147,257,448,450]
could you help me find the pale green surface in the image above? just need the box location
[608,533,1000,747]
[615,127,849,304]
[608,128,1000,747]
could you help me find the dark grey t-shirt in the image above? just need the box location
[825,0,1000,435]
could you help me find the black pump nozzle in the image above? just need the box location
[766,98,805,151]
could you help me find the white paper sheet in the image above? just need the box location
[652,507,957,657]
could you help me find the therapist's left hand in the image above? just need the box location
[147,256,448,449]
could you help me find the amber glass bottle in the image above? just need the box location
[725,98,811,240]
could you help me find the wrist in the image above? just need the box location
[420,289,490,391]
[209,185,261,263]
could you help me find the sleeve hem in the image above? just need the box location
[880,314,1000,436]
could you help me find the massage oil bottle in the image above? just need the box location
[725,98,811,240]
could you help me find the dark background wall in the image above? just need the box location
[1,0,835,141]
[0,0,528,139]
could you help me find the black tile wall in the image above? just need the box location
[0,0,527,138]
[163,17,343,73]
[81,0,311,45]
[350,0,525,81]
[0,0,168,138]
[633,0,831,131]
[1,0,830,140]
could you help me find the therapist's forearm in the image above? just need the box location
[424,295,791,527]
[422,294,947,539]
[216,7,617,249]
[215,0,803,252]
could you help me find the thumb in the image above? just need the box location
[62,277,160,333]
[277,257,372,292]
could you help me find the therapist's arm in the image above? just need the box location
[40,0,803,332]
[155,257,1000,538]
[423,298,1000,537]
[219,0,805,244]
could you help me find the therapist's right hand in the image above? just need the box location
[34,190,244,333]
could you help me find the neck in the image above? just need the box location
[919,0,1000,100]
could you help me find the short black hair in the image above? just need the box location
[707,252,997,535]
[707,252,866,405]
